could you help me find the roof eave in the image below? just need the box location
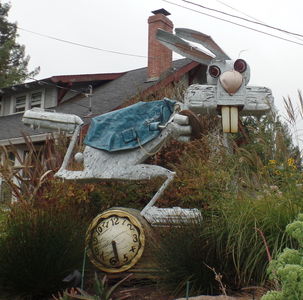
[0,72,127,94]
[140,60,200,98]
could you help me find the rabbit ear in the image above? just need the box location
[156,29,214,65]
[175,28,230,60]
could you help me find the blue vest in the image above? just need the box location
[84,98,176,152]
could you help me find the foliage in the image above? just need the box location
[164,133,236,208]
[0,133,99,215]
[0,133,66,204]
[0,135,93,298]
[262,214,303,300]
[210,191,302,289]
[0,208,6,235]
[0,203,87,299]
[0,2,39,88]
[239,113,301,171]
[53,273,132,300]
[87,179,159,214]
[152,186,303,294]
[152,220,225,295]
[283,90,303,148]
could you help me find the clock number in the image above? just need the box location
[110,216,119,226]
[129,246,136,253]
[102,221,109,228]
[92,237,98,245]
[133,234,138,242]
[123,254,129,263]
[109,257,118,266]
[94,247,99,255]
[127,223,135,231]
[96,226,102,235]
[122,219,127,225]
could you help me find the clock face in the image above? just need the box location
[86,209,145,273]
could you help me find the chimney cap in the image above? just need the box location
[151,8,171,16]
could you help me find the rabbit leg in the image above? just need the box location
[114,164,175,216]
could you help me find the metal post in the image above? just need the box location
[186,280,190,299]
[81,247,87,290]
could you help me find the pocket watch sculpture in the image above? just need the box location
[86,208,147,273]
[22,28,274,274]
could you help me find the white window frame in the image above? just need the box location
[15,94,27,113]
[30,91,44,109]
[11,89,45,114]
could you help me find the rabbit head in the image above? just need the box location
[156,28,251,94]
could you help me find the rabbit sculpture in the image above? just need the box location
[23,28,273,223]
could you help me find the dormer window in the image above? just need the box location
[12,90,44,114]
[30,91,42,109]
[15,95,26,112]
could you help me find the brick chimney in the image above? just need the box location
[147,9,173,81]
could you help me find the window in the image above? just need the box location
[8,152,15,165]
[15,95,26,112]
[30,91,42,109]
[12,89,44,114]
[0,179,12,204]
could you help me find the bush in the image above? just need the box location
[211,191,301,289]
[86,179,161,214]
[262,214,303,300]
[152,188,303,295]
[0,203,87,299]
[152,220,226,296]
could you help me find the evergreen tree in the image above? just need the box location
[0,2,38,88]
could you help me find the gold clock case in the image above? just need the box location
[86,208,146,273]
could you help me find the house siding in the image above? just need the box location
[44,87,57,109]
[2,95,11,116]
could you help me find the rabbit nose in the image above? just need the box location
[219,70,243,95]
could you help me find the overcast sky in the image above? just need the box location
[7,0,303,139]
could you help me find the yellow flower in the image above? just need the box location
[287,158,297,169]
[268,160,276,165]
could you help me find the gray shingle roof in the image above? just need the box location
[0,58,194,143]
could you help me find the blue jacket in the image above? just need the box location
[84,98,176,152]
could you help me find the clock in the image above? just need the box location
[86,208,146,273]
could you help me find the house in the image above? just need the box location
[0,9,207,202]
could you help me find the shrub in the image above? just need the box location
[211,191,301,289]
[0,203,87,299]
[152,220,224,296]
[152,188,303,295]
[86,179,161,215]
[262,214,303,300]
[53,273,132,300]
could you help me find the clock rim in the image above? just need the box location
[86,208,146,273]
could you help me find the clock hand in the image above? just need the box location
[112,240,119,262]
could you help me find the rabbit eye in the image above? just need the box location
[234,59,247,73]
[209,65,221,78]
